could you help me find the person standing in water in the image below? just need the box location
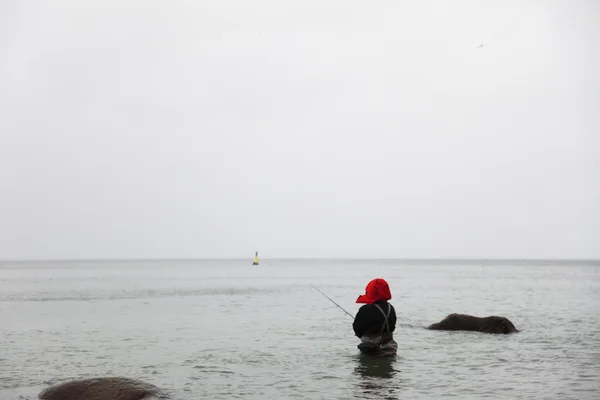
[353,278,398,356]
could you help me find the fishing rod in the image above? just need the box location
[309,284,355,320]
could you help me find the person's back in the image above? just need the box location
[352,278,398,357]
[353,300,397,337]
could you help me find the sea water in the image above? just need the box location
[1,259,599,399]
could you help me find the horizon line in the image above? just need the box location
[1,257,599,263]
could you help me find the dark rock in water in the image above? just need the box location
[427,313,518,334]
[38,377,169,400]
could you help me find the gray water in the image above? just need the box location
[1,259,599,400]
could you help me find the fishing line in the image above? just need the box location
[309,284,355,320]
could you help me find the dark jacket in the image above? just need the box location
[353,301,396,338]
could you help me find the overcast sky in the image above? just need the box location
[1,0,598,260]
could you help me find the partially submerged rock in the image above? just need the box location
[38,376,169,400]
[428,313,519,334]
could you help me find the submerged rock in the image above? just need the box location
[38,376,169,400]
[427,313,519,334]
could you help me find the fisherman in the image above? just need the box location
[353,278,398,356]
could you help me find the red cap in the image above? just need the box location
[356,278,392,304]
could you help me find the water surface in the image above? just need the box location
[1,259,599,399]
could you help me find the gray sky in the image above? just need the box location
[1,0,599,260]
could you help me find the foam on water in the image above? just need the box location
[1,259,599,399]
